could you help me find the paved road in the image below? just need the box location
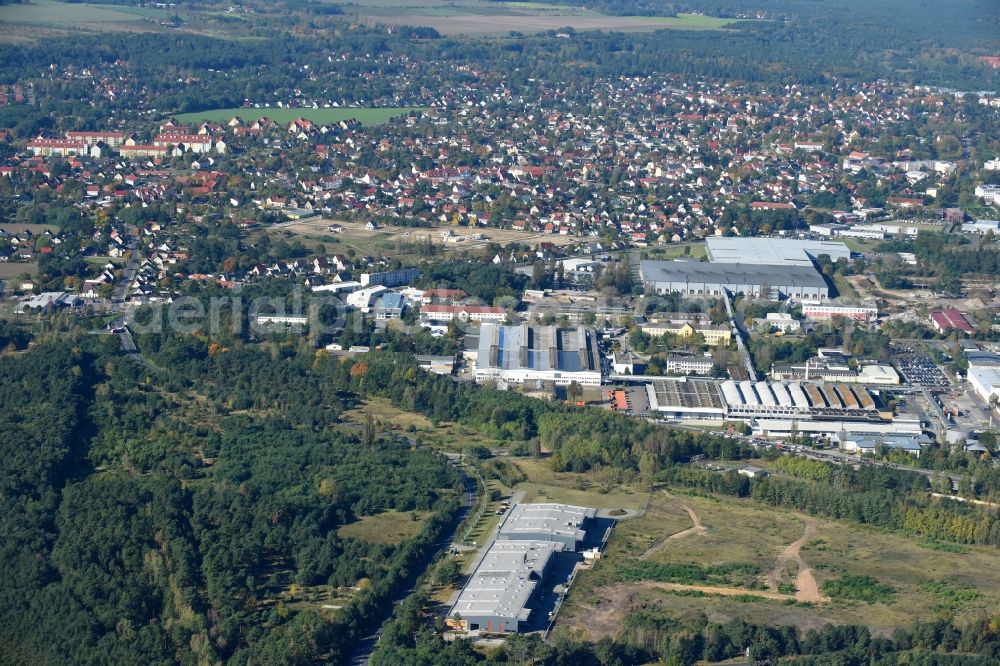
[722,289,759,382]
[113,225,140,303]
[349,463,479,666]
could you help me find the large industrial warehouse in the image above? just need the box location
[448,503,596,635]
[639,260,830,300]
[639,237,852,300]
[497,503,596,550]
[447,540,563,634]
[474,323,602,387]
[705,237,852,265]
[645,377,921,437]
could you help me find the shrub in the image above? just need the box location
[822,575,895,603]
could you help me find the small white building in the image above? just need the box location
[757,312,801,333]
[962,220,1000,235]
[974,184,1000,205]
[738,465,768,478]
[843,435,925,457]
[345,285,388,310]
[254,314,308,326]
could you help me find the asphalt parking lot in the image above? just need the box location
[891,345,951,388]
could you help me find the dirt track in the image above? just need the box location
[639,497,707,560]
[767,519,827,603]
[565,579,801,642]
[642,581,796,601]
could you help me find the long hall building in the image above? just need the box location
[474,323,602,387]
[644,377,921,438]
[640,260,829,300]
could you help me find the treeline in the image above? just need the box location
[417,260,528,305]
[0,337,464,664]
[315,349,752,472]
[538,409,753,472]
[373,591,1000,664]
[1,2,998,140]
[878,231,1000,286]
[657,465,1000,547]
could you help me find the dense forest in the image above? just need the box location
[0,338,463,664]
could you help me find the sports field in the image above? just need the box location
[173,107,423,126]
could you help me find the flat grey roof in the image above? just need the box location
[377,293,405,308]
[706,237,851,265]
[649,378,726,411]
[497,503,596,544]
[966,351,1000,367]
[640,260,828,289]
[852,435,923,451]
[449,541,562,622]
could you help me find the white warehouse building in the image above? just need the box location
[969,365,1000,405]
[705,237,852,266]
[645,377,921,438]
[447,540,562,634]
[640,260,830,300]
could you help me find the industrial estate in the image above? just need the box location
[1,1,999,664]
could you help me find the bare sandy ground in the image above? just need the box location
[766,519,827,603]
[639,496,707,560]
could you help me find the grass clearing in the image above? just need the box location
[833,272,859,300]
[510,457,648,512]
[173,106,422,126]
[349,3,754,35]
[277,582,360,617]
[638,243,707,261]
[339,396,505,452]
[639,494,804,570]
[557,489,1000,638]
[839,238,867,253]
[0,0,153,24]
[337,509,432,545]
[0,0,168,38]
[0,263,38,278]
[262,217,579,262]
